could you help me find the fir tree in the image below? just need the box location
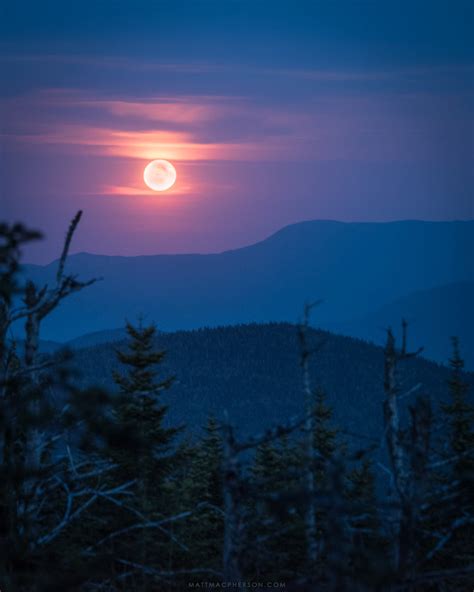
[247,438,301,579]
[346,459,386,586]
[308,388,345,579]
[111,321,178,590]
[442,337,474,479]
[431,337,474,576]
[194,415,223,507]
[180,416,224,577]
[312,388,339,476]
[113,321,177,487]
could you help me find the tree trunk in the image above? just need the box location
[222,423,243,582]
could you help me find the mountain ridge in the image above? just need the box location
[26,219,474,266]
[21,220,474,361]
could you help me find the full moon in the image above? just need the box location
[143,159,177,191]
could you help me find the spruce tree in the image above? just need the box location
[182,416,224,575]
[193,415,223,508]
[312,388,339,477]
[346,459,385,585]
[309,388,344,578]
[434,337,474,574]
[246,434,308,581]
[111,321,178,590]
[113,321,177,488]
[248,440,291,579]
[442,337,474,479]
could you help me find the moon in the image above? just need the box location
[143,159,177,191]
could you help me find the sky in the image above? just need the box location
[1,0,473,263]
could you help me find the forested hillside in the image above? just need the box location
[69,323,470,439]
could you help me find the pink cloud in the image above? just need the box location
[26,90,239,124]
[3,87,472,170]
[84,97,236,124]
[102,183,194,196]
[5,123,279,161]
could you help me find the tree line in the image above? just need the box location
[1,213,472,591]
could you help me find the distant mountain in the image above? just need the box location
[37,328,152,353]
[23,220,474,364]
[34,330,128,354]
[67,328,128,349]
[328,281,474,368]
[66,323,472,440]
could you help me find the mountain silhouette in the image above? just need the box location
[23,220,474,365]
[328,281,474,367]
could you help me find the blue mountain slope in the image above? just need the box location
[327,281,474,368]
[23,220,474,351]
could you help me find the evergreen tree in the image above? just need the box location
[247,438,303,579]
[180,416,224,576]
[110,321,179,590]
[430,337,474,577]
[113,321,177,488]
[346,459,386,586]
[442,337,474,479]
[308,388,346,580]
[312,388,339,478]
[193,415,223,508]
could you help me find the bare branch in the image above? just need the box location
[425,515,474,561]
[233,414,308,453]
[85,505,206,553]
[57,210,82,283]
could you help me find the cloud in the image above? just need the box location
[0,54,226,75]
[102,183,193,196]
[4,123,281,161]
[3,85,472,168]
[3,54,472,83]
[29,90,240,124]
[96,99,224,124]
[2,90,309,162]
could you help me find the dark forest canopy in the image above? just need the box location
[65,323,473,439]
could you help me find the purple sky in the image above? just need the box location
[1,2,473,263]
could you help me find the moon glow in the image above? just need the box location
[143,160,177,191]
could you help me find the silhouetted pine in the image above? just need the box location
[443,337,474,479]
[194,416,223,507]
[346,459,386,586]
[309,389,342,550]
[177,416,224,580]
[311,388,339,470]
[112,321,177,487]
[309,389,362,587]
[423,338,474,583]
[108,321,179,590]
[245,435,305,581]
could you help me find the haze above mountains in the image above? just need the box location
[25,220,474,368]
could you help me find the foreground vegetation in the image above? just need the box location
[1,213,473,591]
